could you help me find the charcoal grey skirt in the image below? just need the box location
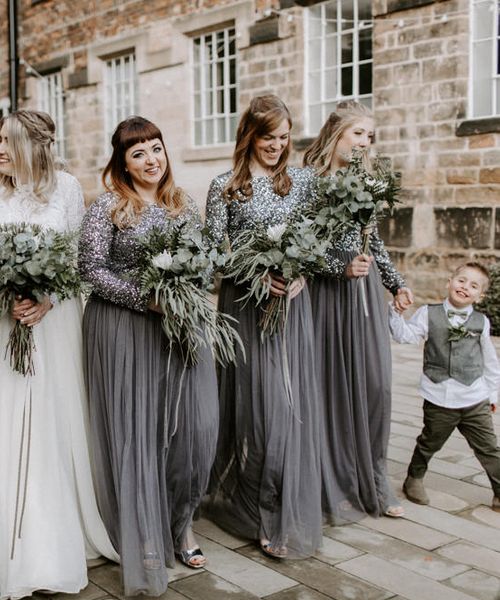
[83,297,218,596]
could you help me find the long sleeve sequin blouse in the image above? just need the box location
[205,167,315,247]
[325,224,406,295]
[79,192,202,312]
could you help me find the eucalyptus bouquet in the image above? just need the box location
[225,217,330,338]
[313,149,401,254]
[139,224,242,367]
[0,223,82,376]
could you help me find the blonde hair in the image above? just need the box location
[0,110,57,202]
[224,94,292,201]
[303,100,373,176]
[102,116,186,229]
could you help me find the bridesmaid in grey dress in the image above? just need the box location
[204,95,322,559]
[303,101,414,522]
[79,117,218,596]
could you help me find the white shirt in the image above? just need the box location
[389,299,500,408]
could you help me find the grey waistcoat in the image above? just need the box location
[423,304,484,386]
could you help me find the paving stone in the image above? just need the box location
[238,546,391,600]
[390,473,469,512]
[470,505,500,529]
[198,536,296,597]
[423,471,493,506]
[265,585,332,599]
[88,563,198,600]
[469,472,490,487]
[324,523,468,581]
[315,536,364,565]
[171,571,258,599]
[86,558,109,570]
[446,568,500,600]
[402,503,500,552]
[387,446,482,480]
[88,564,126,599]
[386,459,408,475]
[193,517,248,549]
[38,584,109,600]
[359,514,457,550]
[336,554,478,600]
[437,541,500,577]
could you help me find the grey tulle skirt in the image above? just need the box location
[204,281,323,558]
[83,297,218,596]
[309,251,399,524]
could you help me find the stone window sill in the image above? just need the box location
[181,144,234,162]
[456,117,500,137]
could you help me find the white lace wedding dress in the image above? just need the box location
[0,171,118,600]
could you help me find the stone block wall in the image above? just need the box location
[372,0,500,302]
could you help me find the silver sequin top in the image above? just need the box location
[326,224,406,295]
[79,192,202,312]
[205,167,315,247]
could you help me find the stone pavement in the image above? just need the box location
[40,339,500,600]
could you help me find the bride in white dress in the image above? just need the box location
[0,110,118,600]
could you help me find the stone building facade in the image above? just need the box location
[0,0,499,302]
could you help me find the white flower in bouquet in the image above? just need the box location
[152,250,173,270]
[266,223,287,243]
[139,224,242,367]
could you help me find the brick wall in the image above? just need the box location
[372,0,500,302]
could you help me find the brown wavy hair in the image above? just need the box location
[0,110,57,202]
[224,95,292,202]
[102,116,186,228]
[303,100,373,176]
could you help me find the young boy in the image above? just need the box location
[389,262,500,510]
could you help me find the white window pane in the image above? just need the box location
[194,121,202,145]
[309,39,322,70]
[474,1,495,40]
[306,0,372,135]
[324,35,337,67]
[496,78,500,114]
[324,69,337,99]
[309,104,323,133]
[206,119,214,144]
[192,26,238,146]
[308,71,322,102]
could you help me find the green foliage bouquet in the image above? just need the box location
[139,224,242,367]
[0,223,82,376]
[225,217,330,338]
[313,149,401,254]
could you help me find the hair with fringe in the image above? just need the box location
[452,261,491,291]
[303,100,374,176]
[0,110,57,203]
[224,95,292,202]
[102,116,186,228]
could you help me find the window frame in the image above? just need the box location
[190,25,238,147]
[304,0,373,136]
[103,51,138,146]
[37,70,66,158]
[470,0,500,119]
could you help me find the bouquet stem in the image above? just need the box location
[6,322,36,376]
[359,226,374,318]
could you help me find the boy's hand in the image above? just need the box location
[393,287,414,313]
[491,404,497,413]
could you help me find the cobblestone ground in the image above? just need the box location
[37,340,500,600]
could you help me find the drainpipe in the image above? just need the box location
[8,0,18,111]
